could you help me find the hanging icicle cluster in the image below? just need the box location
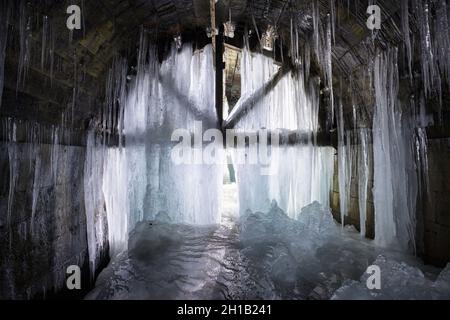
[371,48,428,252]
[1,117,86,299]
[0,0,11,109]
[402,0,450,122]
[311,0,335,129]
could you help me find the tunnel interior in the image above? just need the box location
[0,0,450,300]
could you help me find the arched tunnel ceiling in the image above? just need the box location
[0,0,446,132]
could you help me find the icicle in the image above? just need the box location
[69,29,73,45]
[312,0,320,63]
[71,53,78,127]
[7,119,18,247]
[16,0,32,92]
[435,0,450,89]
[357,128,370,237]
[337,96,348,227]
[31,151,41,236]
[51,125,59,183]
[415,127,430,198]
[0,0,10,109]
[325,15,334,126]
[312,1,334,129]
[84,129,108,277]
[401,0,413,83]
[304,41,311,81]
[41,15,48,71]
[49,19,55,87]
[330,0,336,44]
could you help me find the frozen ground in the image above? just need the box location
[86,184,449,300]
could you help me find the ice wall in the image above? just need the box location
[84,35,224,267]
[123,41,222,228]
[234,145,334,218]
[231,47,334,217]
[372,49,420,252]
[232,47,319,132]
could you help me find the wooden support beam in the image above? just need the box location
[3,59,69,107]
[215,25,224,130]
[210,0,216,52]
[228,130,334,147]
[224,63,292,129]
[0,117,86,147]
[158,70,217,128]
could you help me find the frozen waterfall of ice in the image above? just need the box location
[123,41,222,228]
[231,40,319,132]
[233,146,334,218]
[84,36,224,270]
[372,49,420,252]
[229,47,334,217]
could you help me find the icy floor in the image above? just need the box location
[86,184,450,300]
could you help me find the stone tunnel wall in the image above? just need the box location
[0,142,105,299]
[330,138,450,267]
[422,139,450,267]
[330,150,375,240]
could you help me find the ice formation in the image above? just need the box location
[87,201,445,300]
[1,117,88,297]
[0,0,446,300]
[16,0,32,92]
[83,34,224,269]
[410,0,450,120]
[332,255,450,300]
[336,98,350,225]
[401,0,413,82]
[228,45,334,218]
[123,40,221,228]
[311,1,334,128]
[357,128,371,237]
[233,146,334,218]
[372,49,420,252]
[230,46,319,132]
[0,0,10,108]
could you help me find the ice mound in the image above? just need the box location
[332,256,450,300]
[155,211,172,224]
[236,201,381,299]
[240,200,337,244]
[296,201,338,234]
[86,202,449,300]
